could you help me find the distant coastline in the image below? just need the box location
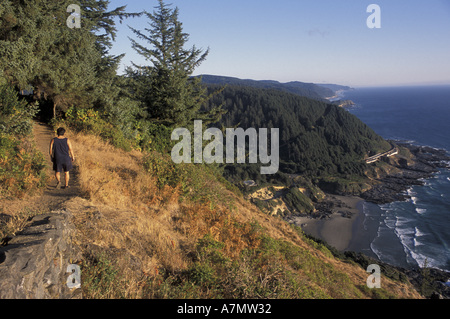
[324,88,353,101]
[325,88,356,108]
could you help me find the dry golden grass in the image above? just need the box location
[57,129,423,299]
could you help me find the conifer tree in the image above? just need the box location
[127,0,222,127]
[0,0,138,119]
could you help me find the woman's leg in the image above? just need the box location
[65,171,70,187]
[55,172,61,189]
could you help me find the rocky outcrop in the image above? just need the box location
[332,99,355,108]
[361,143,450,204]
[0,210,81,299]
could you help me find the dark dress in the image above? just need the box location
[52,138,73,172]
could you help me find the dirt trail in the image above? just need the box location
[0,122,83,299]
[31,122,82,212]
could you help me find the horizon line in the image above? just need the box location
[194,73,450,89]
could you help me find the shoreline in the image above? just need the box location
[291,195,375,254]
[288,143,450,259]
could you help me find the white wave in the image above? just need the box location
[370,242,384,260]
[415,227,426,237]
[393,139,416,145]
[395,216,412,228]
[411,197,418,205]
[413,228,427,248]
[401,234,450,271]
[384,224,395,232]
[441,160,450,167]
[447,177,450,182]
[414,238,424,247]
[409,249,444,270]
[396,228,415,240]
[416,208,427,215]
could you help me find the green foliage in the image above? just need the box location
[188,262,217,287]
[143,151,183,189]
[143,151,237,206]
[202,85,390,190]
[0,133,47,198]
[200,74,335,100]
[283,187,315,215]
[127,0,223,127]
[64,106,133,151]
[171,234,366,299]
[0,85,45,198]
[81,253,124,299]
[0,85,39,136]
[140,121,174,153]
[318,175,372,195]
[195,234,229,264]
[0,0,139,119]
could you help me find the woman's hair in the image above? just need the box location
[57,128,66,136]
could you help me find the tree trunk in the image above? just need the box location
[53,101,57,119]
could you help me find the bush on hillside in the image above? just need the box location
[0,84,38,136]
[0,85,46,198]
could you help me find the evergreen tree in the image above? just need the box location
[0,0,99,117]
[78,0,142,137]
[0,0,45,89]
[0,0,139,119]
[127,0,222,127]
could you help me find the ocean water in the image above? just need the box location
[343,86,450,271]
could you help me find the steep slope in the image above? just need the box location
[0,122,422,299]
[62,128,420,299]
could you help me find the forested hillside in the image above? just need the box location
[200,74,337,100]
[202,84,391,187]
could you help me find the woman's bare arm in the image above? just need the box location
[49,139,54,160]
[67,139,75,161]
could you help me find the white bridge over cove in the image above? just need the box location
[365,145,399,164]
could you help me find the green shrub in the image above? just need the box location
[284,187,315,215]
[188,262,217,287]
[64,106,133,151]
[81,253,124,299]
[0,133,47,198]
[0,84,39,136]
[143,151,184,189]
[0,85,46,198]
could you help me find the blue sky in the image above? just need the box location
[108,0,450,87]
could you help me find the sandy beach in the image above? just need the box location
[292,195,372,253]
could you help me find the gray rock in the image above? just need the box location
[0,210,82,299]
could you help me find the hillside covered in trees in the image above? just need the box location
[199,74,342,101]
[202,84,391,188]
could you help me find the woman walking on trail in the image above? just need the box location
[49,128,75,189]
